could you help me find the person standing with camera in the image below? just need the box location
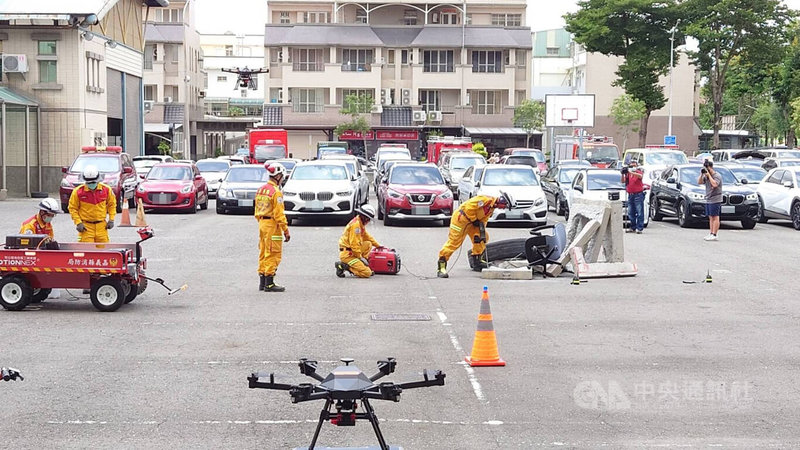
[697,159,722,241]
[620,160,645,234]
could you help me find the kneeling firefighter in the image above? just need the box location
[20,198,61,239]
[436,192,513,278]
[255,163,290,292]
[335,205,381,278]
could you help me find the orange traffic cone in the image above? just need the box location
[465,285,505,367]
[135,198,148,227]
[118,199,133,227]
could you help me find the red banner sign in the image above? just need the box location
[375,130,418,140]
[339,130,375,140]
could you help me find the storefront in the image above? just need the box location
[339,129,421,159]
[464,127,543,153]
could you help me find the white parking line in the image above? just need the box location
[436,307,485,402]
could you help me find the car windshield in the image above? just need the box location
[71,156,120,173]
[777,151,800,158]
[645,152,689,166]
[380,158,407,171]
[474,167,484,180]
[505,156,538,167]
[276,160,297,171]
[235,148,249,156]
[451,157,485,170]
[291,164,348,180]
[584,146,619,161]
[483,168,539,186]
[196,161,230,172]
[780,160,800,167]
[147,166,192,181]
[728,167,766,183]
[380,151,410,162]
[587,172,625,190]
[559,168,581,184]
[512,150,545,162]
[320,148,346,156]
[390,166,444,185]
[679,166,738,185]
[254,145,285,161]
[226,167,268,182]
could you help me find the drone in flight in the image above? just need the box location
[248,357,445,450]
[221,66,268,90]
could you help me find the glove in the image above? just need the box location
[283,232,290,242]
[76,223,86,232]
[105,220,115,230]
[473,235,483,244]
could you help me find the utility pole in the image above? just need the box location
[668,20,680,137]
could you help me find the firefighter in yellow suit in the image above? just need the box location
[437,192,513,278]
[20,198,61,239]
[255,163,290,292]
[68,166,117,243]
[335,205,381,278]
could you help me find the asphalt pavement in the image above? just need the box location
[1,196,799,449]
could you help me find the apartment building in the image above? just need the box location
[201,33,266,119]
[142,0,205,159]
[0,0,166,197]
[263,0,532,158]
[532,28,572,100]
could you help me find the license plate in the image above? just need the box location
[506,209,523,219]
[722,205,735,214]
[309,200,324,211]
[156,194,170,204]
[412,205,430,215]
[238,199,254,207]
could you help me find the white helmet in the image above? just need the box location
[356,204,376,220]
[265,162,287,178]
[81,165,101,182]
[38,198,61,214]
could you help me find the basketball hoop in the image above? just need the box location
[561,108,579,122]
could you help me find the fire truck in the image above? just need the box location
[553,135,620,168]
[248,128,288,163]
[426,136,473,165]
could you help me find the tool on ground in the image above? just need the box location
[248,357,445,450]
[465,286,505,367]
[367,246,401,275]
[1,367,23,381]
[683,269,713,284]
[570,276,583,285]
[143,276,187,295]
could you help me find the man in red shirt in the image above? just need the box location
[621,160,645,234]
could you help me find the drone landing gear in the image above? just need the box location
[307,398,390,450]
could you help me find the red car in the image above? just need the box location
[59,146,138,213]
[135,163,209,213]
[377,163,454,226]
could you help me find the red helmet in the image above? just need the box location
[265,163,287,178]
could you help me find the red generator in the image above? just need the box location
[368,247,401,275]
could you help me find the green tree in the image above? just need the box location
[770,21,800,146]
[789,97,800,139]
[334,93,374,157]
[472,142,488,159]
[157,140,171,156]
[609,93,646,151]
[512,99,544,147]
[683,0,792,148]
[228,106,244,117]
[566,0,681,146]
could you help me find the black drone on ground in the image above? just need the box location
[248,357,445,450]
[2,367,23,381]
[221,67,268,90]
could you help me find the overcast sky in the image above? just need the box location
[194,0,800,34]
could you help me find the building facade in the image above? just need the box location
[263,0,532,159]
[0,0,166,197]
[142,0,205,159]
[531,28,572,100]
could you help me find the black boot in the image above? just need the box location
[468,254,483,272]
[264,275,285,292]
[437,258,449,278]
[335,261,346,278]
[258,274,266,291]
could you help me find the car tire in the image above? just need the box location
[200,192,208,210]
[377,202,384,220]
[485,238,527,262]
[650,198,664,221]
[757,195,768,223]
[677,200,692,228]
[61,202,69,213]
[216,204,226,214]
[555,196,564,216]
[741,218,756,230]
[442,217,451,227]
[792,201,800,230]
[31,288,52,303]
[383,201,394,226]
[564,204,570,221]
[0,275,33,311]
[124,283,138,304]
[116,195,123,213]
[90,277,126,312]
[188,196,198,214]
[137,276,148,295]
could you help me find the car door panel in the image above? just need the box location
[761,171,783,215]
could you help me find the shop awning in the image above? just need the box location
[144,123,171,133]
[464,127,540,135]
[0,86,39,106]
[229,98,265,106]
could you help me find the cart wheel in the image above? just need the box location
[137,276,148,295]
[31,288,52,303]
[0,276,33,311]
[124,283,138,304]
[90,277,126,312]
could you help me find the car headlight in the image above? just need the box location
[60,179,71,188]
[284,191,296,197]
[534,198,544,206]
[180,184,193,194]
[218,189,232,198]
[439,190,452,199]
[688,192,705,201]
[336,190,353,196]
[746,193,757,201]
[137,185,146,193]
[387,189,403,199]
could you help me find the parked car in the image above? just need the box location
[374,148,411,174]
[135,163,209,213]
[649,164,758,229]
[133,155,174,180]
[541,165,583,216]
[440,153,485,194]
[503,148,548,173]
[756,167,800,229]
[499,155,540,171]
[730,150,768,167]
[320,154,370,205]
[623,148,688,221]
[234,148,252,163]
[217,155,248,166]
[474,165,547,225]
[761,158,800,172]
[555,159,592,167]
[457,165,486,203]
[195,158,231,198]
[216,165,268,214]
[270,158,302,176]
[374,156,412,193]
[61,146,138,213]
[282,161,356,224]
[720,164,767,185]
[376,163,453,226]
[566,169,631,223]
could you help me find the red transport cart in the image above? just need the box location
[0,227,165,312]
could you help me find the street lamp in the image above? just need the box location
[668,20,680,137]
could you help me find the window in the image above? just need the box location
[37,40,57,83]
[387,50,395,64]
[303,11,329,23]
[491,13,521,26]
[423,50,454,73]
[86,53,101,92]
[144,85,156,101]
[466,14,472,25]
[472,50,502,73]
[472,90,501,115]
[156,9,183,23]
[279,11,291,24]
[342,89,373,111]
[270,48,283,63]
[217,75,227,82]
[767,170,784,184]
[225,45,233,56]
[546,47,560,56]
[292,48,324,71]
[341,49,373,71]
[401,49,412,65]
[164,44,179,63]
[241,89,248,98]
[516,50,527,66]
[38,40,56,55]
[355,8,367,24]
[419,90,440,112]
[404,10,417,25]
[292,88,324,113]
[440,12,458,24]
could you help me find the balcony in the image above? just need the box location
[341,63,372,72]
[273,63,380,87]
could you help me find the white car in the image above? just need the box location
[567,169,629,222]
[133,155,174,179]
[757,167,800,229]
[195,158,231,198]
[282,161,357,224]
[474,165,547,225]
[320,154,370,205]
[457,165,486,202]
[441,153,486,194]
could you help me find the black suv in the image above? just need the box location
[649,164,759,229]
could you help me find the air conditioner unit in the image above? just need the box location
[2,55,28,73]
[379,57,386,65]
[371,105,383,113]
[412,110,426,122]
[164,96,173,103]
[428,111,443,122]
[401,88,411,98]
[143,100,154,112]
[380,88,390,105]
[402,97,411,105]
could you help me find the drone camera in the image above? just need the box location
[331,412,357,427]
[1,367,23,381]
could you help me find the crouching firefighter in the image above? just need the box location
[255,163,290,292]
[436,192,513,278]
[335,205,381,278]
[21,197,61,239]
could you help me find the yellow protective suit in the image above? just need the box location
[438,195,498,261]
[338,216,380,278]
[68,183,116,243]
[255,179,289,276]
[20,214,54,238]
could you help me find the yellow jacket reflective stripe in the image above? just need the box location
[254,180,289,232]
[68,183,116,224]
[338,216,379,258]
[456,195,497,224]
